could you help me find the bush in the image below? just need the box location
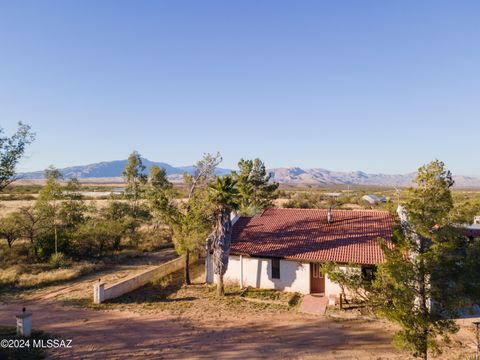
[49,252,68,269]
[137,226,171,252]
[72,218,127,257]
[0,242,32,266]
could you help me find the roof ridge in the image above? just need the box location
[269,208,391,214]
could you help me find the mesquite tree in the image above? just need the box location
[208,175,239,296]
[149,153,221,285]
[36,166,63,256]
[123,151,147,219]
[0,122,35,191]
[0,213,22,248]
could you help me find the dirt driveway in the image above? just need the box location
[0,300,408,360]
[0,252,477,359]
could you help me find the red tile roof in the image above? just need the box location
[231,208,395,265]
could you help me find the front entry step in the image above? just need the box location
[299,294,328,315]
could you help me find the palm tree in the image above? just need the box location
[208,175,240,296]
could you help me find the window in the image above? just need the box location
[361,266,376,282]
[312,263,324,278]
[272,258,280,279]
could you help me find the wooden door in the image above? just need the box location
[310,263,325,294]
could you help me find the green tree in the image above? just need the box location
[73,217,126,256]
[59,178,87,230]
[36,166,63,256]
[321,160,480,359]
[148,154,221,285]
[101,200,132,222]
[0,212,23,248]
[234,158,278,215]
[321,262,369,305]
[16,206,46,257]
[373,160,464,359]
[208,175,240,296]
[0,122,35,192]
[123,151,147,218]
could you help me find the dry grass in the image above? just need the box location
[0,262,102,289]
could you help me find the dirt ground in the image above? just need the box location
[0,258,478,359]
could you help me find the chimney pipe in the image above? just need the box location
[327,206,333,224]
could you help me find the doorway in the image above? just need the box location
[310,263,325,294]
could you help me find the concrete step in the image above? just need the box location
[299,294,328,315]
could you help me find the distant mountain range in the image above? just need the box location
[18,159,480,188]
[269,168,480,188]
[19,159,232,182]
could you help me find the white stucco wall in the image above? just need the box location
[324,265,360,298]
[325,273,343,297]
[206,255,360,297]
[223,255,311,294]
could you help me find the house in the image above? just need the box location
[362,194,387,204]
[206,208,394,297]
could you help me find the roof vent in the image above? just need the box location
[327,206,333,224]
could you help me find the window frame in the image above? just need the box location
[312,263,324,279]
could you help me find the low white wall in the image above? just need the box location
[94,255,195,303]
[224,255,310,294]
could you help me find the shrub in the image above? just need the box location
[49,252,68,269]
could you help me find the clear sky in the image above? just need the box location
[1,1,479,176]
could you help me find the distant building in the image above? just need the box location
[323,192,341,198]
[362,194,387,204]
[463,216,480,239]
[111,187,125,196]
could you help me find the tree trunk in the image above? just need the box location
[212,209,232,296]
[184,250,191,285]
[419,238,428,360]
[340,285,349,305]
[54,224,58,255]
[217,273,224,296]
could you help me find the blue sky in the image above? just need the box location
[1,1,479,176]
